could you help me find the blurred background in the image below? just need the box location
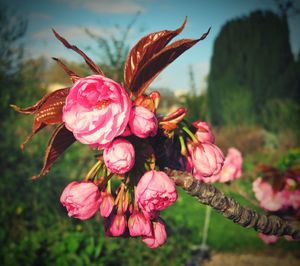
[1,0,300,265]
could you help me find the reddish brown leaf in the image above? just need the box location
[272,175,286,192]
[52,57,80,83]
[32,124,76,179]
[130,27,211,96]
[124,17,187,88]
[11,88,69,115]
[52,29,105,76]
[12,88,70,150]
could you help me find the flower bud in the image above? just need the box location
[100,191,114,217]
[135,170,177,213]
[104,138,135,174]
[142,218,167,248]
[129,106,158,138]
[192,120,215,143]
[60,181,101,220]
[106,213,126,236]
[188,142,224,177]
[128,211,152,237]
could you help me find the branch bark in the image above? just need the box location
[165,168,300,240]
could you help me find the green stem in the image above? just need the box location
[182,126,198,143]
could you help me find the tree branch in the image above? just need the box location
[165,168,300,240]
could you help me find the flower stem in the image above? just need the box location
[182,126,198,143]
[179,135,187,155]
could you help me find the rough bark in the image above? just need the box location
[165,168,300,240]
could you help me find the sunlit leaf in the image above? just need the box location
[32,124,76,179]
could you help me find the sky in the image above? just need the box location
[5,0,300,93]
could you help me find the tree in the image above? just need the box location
[0,4,27,119]
[207,10,297,126]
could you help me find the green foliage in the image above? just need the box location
[181,93,208,123]
[208,10,299,126]
[261,98,300,133]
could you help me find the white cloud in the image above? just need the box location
[59,0,144,14]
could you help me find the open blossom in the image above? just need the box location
[63,75,131,148]
[129,106,158,138]
[128,211,152,237]
[100,191,114,217]
[60,181,101,220]
[142,218,167,248]
[252,178,288,211]
[106,213,126,236]
[103,138,135,174]
[135,170,177,213]
[192,121,215,143]
[188,142,224,178]
[218,147,243,183]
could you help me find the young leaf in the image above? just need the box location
[52,57,80,83]
[32,124,76,179]
[52,29,105,76]
[130,28,211,96]
[124,17,187,89]
[11,87,69,115]
[12,88,70,149]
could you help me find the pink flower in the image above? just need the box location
[287,190,300,210]
[188,142,224,178]
[135,170,177,213]
[103,138,135,174]
[142,218,167,248]
[258,233,279,244]
[252,178,287,211]
[218,147,243,183]
[192,121,215,143]
[60,181,101,220]
[128,211,152,237]
[63,75,131,148]
[129,106,158,138]
[100,191,114,217]
[106,213,126,236]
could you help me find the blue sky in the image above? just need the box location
[7,0,300,93]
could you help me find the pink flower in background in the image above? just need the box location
[192,121,215,143]
[63,75,131,148]
[218,147,243,183]
[136,170,177,213]
[188,142,224,178]
[142,218,167,248]
[128,211,152,237]
[287,190,300,210]
[60,181,101,220]
[258,233,279,244]
[106,213,126,236]
[129,106,158,138]
[103,138,135,174]
[252,178,287,211]
[99,192,114,218]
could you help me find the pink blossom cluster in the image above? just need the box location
[253,177,300,212]
[253,176,300,244]
[60,75,178,248]
[63,75,158,174]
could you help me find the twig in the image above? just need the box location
[165,168,300,239]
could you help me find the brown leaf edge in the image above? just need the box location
[52,57,80,83]
[32,124,76,180]
[130,27,211,97]
[52,29,105,76]
[124,17,187,89]
[11,87,70,150]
